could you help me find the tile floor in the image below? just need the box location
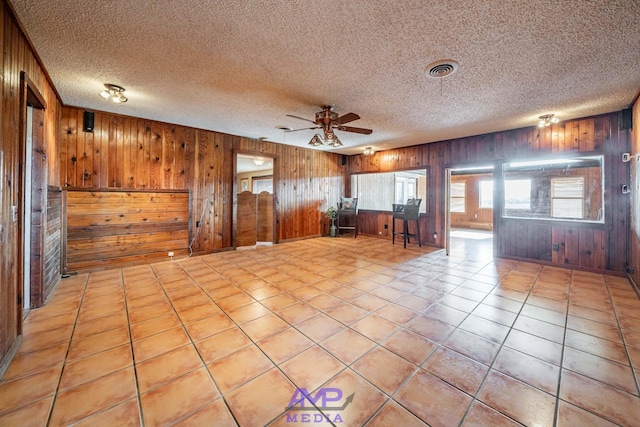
[1,235,640,426]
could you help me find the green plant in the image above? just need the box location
[325,206,337,220]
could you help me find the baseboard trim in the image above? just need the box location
[0,336,23,380]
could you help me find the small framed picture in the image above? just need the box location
[240,178,249,192]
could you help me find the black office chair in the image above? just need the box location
[336,197,358,238]
[392,198,422,248]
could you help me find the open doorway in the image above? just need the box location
[234,153,276,248]
[445,165,494,261]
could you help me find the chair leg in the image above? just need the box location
[392,218,396,245]
[354,215,358,238]
[403,220,408,249]
[416,219,421,247]
[336,215,339,237]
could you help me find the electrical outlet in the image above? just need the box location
[196,220,201,227]
[168,251,174,257]
[552,243,559,251]
[384,224,388,229]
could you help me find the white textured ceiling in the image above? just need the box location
[11,0,640,155]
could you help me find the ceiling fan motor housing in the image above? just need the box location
[315,107,338,125]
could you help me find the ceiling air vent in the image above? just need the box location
[426,60,459,78]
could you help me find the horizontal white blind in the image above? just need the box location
[551,177,584,218]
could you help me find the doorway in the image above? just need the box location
[445,165,495,261]
[234,152,276,248]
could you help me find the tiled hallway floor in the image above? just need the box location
[1,236,640,426]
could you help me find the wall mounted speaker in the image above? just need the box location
[620,108,632,130]
[83,111,94,132]
[341,155,347,166]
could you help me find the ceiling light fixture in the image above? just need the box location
[324,133,343,148]
[252,157,266,166]
[538,114,559,127]
[309,134,324,146]
[363,147,375,156]
[99,83,128,104]
[307,132,343,148]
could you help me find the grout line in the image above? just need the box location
[46,273,89,427]
[120,267,145,427]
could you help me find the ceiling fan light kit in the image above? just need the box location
[286,105,372,148]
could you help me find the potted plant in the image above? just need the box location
[325,206,338,237]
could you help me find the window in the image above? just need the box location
[351,170,427,213]
[501,155,603,223]
[450,182,466,213]
[504,179,531,210]
[252,176,273,194]
[551,177,584,218]
[479,180,493,208]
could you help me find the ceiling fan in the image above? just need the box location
[286,105,372,147]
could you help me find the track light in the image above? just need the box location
[538,114,559,127]
[99,83,128,104]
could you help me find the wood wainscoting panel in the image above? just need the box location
[65,189,190,272]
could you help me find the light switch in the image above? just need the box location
[11,206,18,222]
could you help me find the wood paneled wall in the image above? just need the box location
[0,1,62,374]
[44,186,62,301]
[60,107,346,253]
[65,189,190,272]
[630,101,640,288]
[349,113,631,273]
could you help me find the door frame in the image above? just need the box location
[19,72,47,315]
[443,162,497,258]
[233,150,277,249]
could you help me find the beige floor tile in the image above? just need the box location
[59,344,133,391]
[172,398,237,426]
[280,346,345,391]
[0,396,53,427]
[3,343,67,381]
[225,368,296,426]
[140,368,219,426]
[72,398,140,427]
[195,327,252,364]
[183,312,234,341]
[366,400,427,426]
[49,367,137,426]
[382,329,438,365]
[0,366,61,414]
[132,326,190,362]
[277,303,320,325]
[556,400,618,427]
[241,313,289,341]
[423,347,489,395]
[296,314,345,342]
[352,346,415,394]
[351,315,400,342]
[257,328,314,364]
[136,344,203,392]
[208,345,274,393]
[461,401,521,426]
[477,370,556,427]
[129,312,182,341]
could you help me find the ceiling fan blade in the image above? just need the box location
[285,126,321,133]
[286,114,316,124]
[336,125,373,135]
[335,113,360,125]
